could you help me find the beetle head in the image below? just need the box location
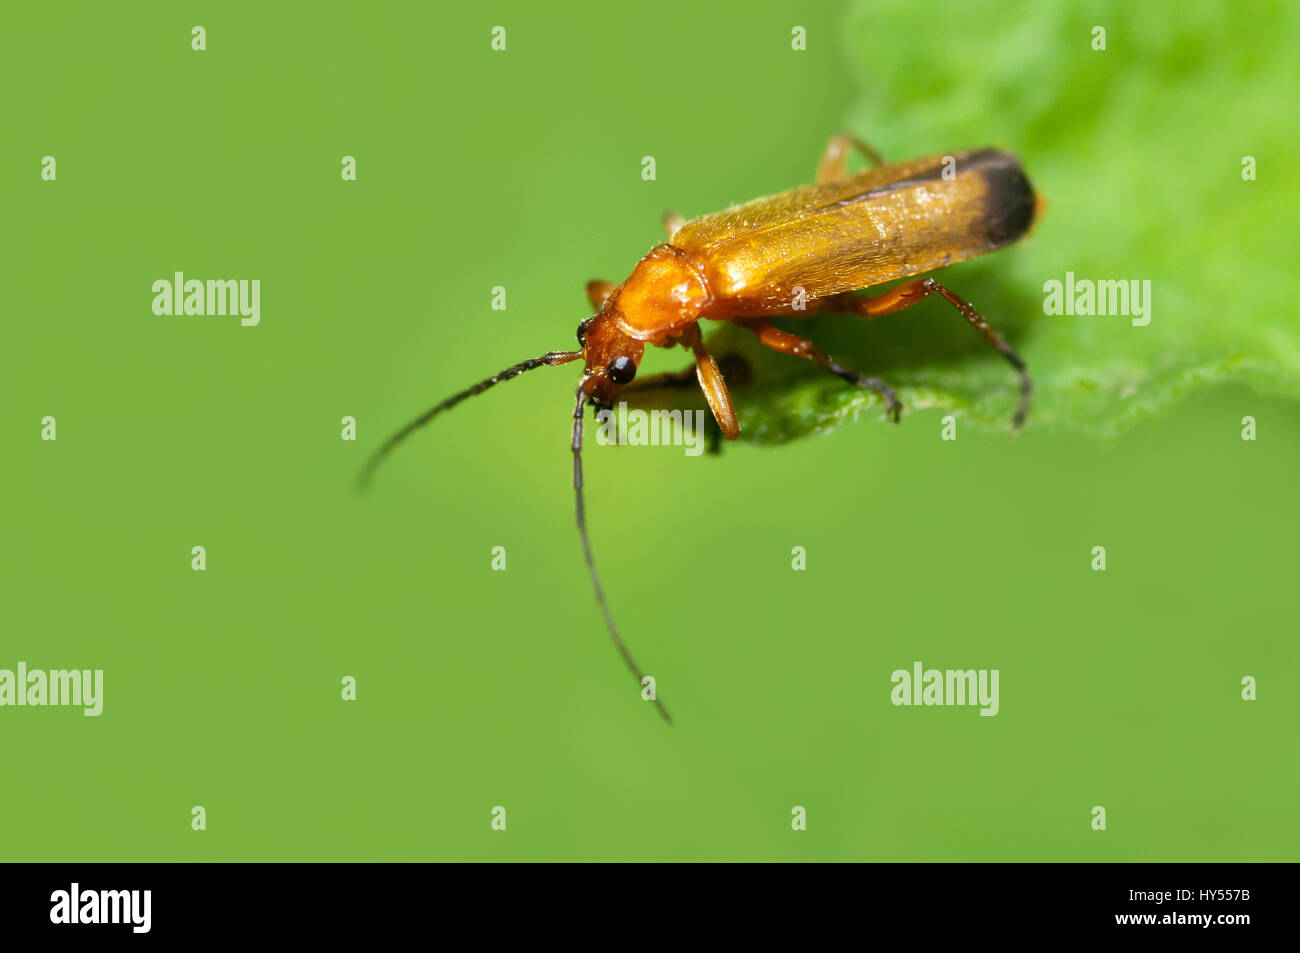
[576,309,645,407]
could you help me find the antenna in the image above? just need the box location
[571,384,673,724]
[358,350,580,490]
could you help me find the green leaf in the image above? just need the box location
[636,1,1299,443]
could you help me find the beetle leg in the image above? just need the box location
[680,325,740,439]
[613,362,729,455]
[619,353,750,455]
[663,211,687,240]
[585,280,617,309]
[619,364,697,392]
[839,277,1031,427]
[739,319,902,422]
[815,132,885,184]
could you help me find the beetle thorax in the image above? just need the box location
[608,244,711,345]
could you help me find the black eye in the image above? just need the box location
[576,318,594,346]
[607,356,637,385]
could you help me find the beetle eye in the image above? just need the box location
[576,318,594,346]
[607,356,637,385]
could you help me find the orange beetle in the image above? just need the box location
[362,133,1043,724]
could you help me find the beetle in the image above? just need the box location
[360,133,1043,724]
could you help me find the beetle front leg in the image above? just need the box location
[586,280,617,310]
[815,131,885,184]
[619,352,751,455]
[738,319,902,422]
[836,277,1031,427]
[680,325,740,440]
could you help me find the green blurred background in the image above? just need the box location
[2,1,1296,861]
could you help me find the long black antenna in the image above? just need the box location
[571,384,673,724]
[358,350,580,490]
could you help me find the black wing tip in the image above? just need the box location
[966,148,1037,247]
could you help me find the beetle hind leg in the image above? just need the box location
[816,132,885,184]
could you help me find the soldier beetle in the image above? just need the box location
[361,133,1043,724]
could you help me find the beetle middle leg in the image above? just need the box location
[738,319,902,422]
[816,132,885,184]
[832,277,1031,427]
